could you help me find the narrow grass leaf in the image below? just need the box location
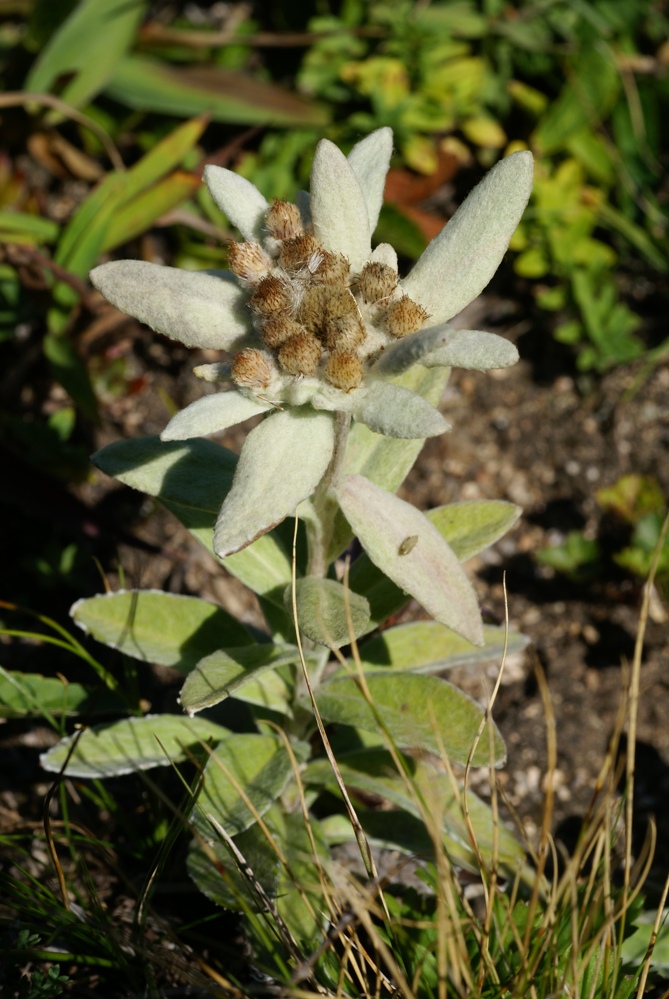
[105,55,330,126]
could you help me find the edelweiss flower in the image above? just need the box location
[91,129,533,571]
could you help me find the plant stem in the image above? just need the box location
[305,409,351,579]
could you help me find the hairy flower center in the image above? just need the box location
[228,200,428,394]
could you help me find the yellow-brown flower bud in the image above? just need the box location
[325,349,363,391]
[227,241,271,284]
[381,295,429,337]
[311,250,350,285]
[231,348,274,390]
[356,261,397,303]
[249,275,292,315]
[277,332,322,376]
[261,314,305,349]
[298,285,357,337]
[279,234,322,274]
[265,200,304,241]
[320,312,365,352]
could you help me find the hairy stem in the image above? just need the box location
[305,409,351,579]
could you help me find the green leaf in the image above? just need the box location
[181,644,303,714]
[91,436,293,606]
[192,733,301,837]
[100,172,201,253]
[105,55,330,127]
[0,211,59,244]
[328,365,449,560]
[532,49,620,155]
[290,578,370,649]
[25,0,147,110]
[71,590,252,674]
[350,499,520,632]
[0,668,125,719]
[428,500,521,562]
[315,673,505,767]
[337,476,483,646]
[305,749,523,871]
[187,805,328,946]
[43,332,98,421]
[358,621,529,673]
[40,715,231,778]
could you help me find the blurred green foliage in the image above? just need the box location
[537,474,669,596]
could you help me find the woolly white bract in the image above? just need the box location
[91,129,532,636]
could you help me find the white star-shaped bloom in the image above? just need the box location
[91,129,532,603]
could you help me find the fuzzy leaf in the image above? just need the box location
[214,409,335,558]
[92,436,293,606]
[90,261,252,352]
[310,139,371,272]
[290,578,370,648]
[351,380,450,438]
[376,326,518,375]
[315,673,505,766]
[181,644,302,714]
[429,500,521,562]
[337,475,483,646]
[350,499,521,631]
[0,668,125,719]
[187,806,328,946]
[305,750,524,871]
[40,715,231,778]
[71,590,251,674]
[347,127,393,235]
[401,151,533,325]
[161,390,271,441]
[359,621,529,673]
[203,165,269,241]
[191,733,300,837]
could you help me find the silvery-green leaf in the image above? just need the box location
[369,242,398,271]
[375,326,518,376]
[191,732,301,837]
[326,366,449,562]
[214,408,335,558]
[0,667,125,719]
[71,589,251,673]
[359,621,529,673]
[349,499,522,633]
[336,475,483,646]
[161,390,271,441]
[290,577,370,648]
[401,150,533,325]
[181,644,302,714]
[310,139,371,272]
[428,499,521,562]
[347,127,392,235]
[315,673,504,766]
[351,380,450,438]
[90,260,252,352]
[305,751,524,871]
[421,329,519,370]
[41,715,231,778]
[92,436,293,607]
[203,165,269,240]
[231,667,293,715]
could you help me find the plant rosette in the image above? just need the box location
[91,130,533,647]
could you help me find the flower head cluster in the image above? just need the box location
[90,129,533,562]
